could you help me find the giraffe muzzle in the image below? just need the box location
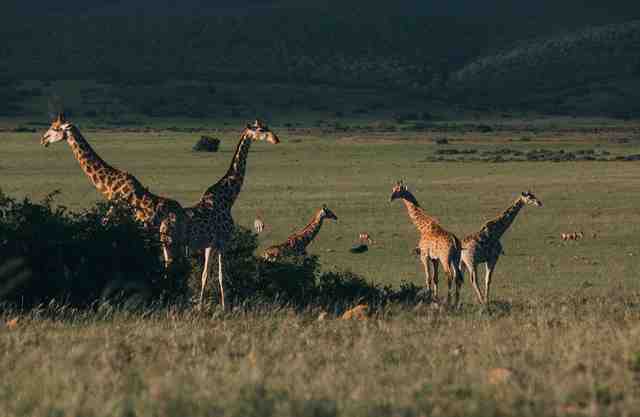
[41,136,50,147]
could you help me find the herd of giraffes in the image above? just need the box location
[39,113,543,309]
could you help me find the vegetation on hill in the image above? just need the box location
[451,20,640,116]
[1,12,640,117]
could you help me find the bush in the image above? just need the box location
[192,136,220,152]
[191,227,429,311]
[0,190,179,308]
[190,230,320,308]
[12,126,36,133]
[0,190,433,312]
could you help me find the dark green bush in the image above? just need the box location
[191,228,428,311]
[0,190,179,308]
[0,189,430,312]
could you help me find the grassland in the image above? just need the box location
[2,116,640,416]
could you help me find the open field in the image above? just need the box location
[2,117,640,296]
[2,116,640,415]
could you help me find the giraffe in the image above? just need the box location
[262,205,338,261]
[389,181,463,306]
[460,191,542,304]
[185,120,280,309]
[40,113,187,266]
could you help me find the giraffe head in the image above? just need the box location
[243,120,280,144]
[41,113,74,147]
[519,191,543,207]
[319,204,338,221]
[389,181,418,204]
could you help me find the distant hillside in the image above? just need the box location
[448,21,640,116]
[2,11,640,117]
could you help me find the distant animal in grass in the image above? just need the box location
[254,209,265,235]
[561,231,584,241]
[350,233,373,254]
[262,205,338,261]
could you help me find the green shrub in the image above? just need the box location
[0,190,175,308]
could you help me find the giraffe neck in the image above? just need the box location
[291,212,325,249]
[200,133,252,208]
[66,128,159,222]
[401,195,437,229]
[480,198,525,240]
[66,128,117,198]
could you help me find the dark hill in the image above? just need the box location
[449,20,640,116]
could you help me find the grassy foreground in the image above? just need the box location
[2,297,640,417]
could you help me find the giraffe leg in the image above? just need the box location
[484,257,498,304]
[444,262,453,306]
[218,251,225,311]
[162,245,171,268]
[199,247,213,308]
[421,255,432,293]
[466,260,484,304]
[451,261,462,308]
[431,259,439,301]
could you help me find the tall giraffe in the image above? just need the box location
[185,120,280,309]
[262,205,338,261]
[40,113,186,266]
[461,191,542,304]
[390,181,463,306]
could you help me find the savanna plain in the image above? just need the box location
[3,117,640,416]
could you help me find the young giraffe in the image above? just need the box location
[185,120,280,309]
[262,205,338,261]
[40,113,186,266]
[461,191,543,304]
[390,181,463,306]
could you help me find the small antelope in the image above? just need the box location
[561,231,584,241]
[254,209,265,234]
[358,232,373,245]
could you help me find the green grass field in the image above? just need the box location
[2,116,640,416]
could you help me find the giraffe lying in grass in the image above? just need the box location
[262,205,338,261]
[390,181,463,306]
[460,191,543,304]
